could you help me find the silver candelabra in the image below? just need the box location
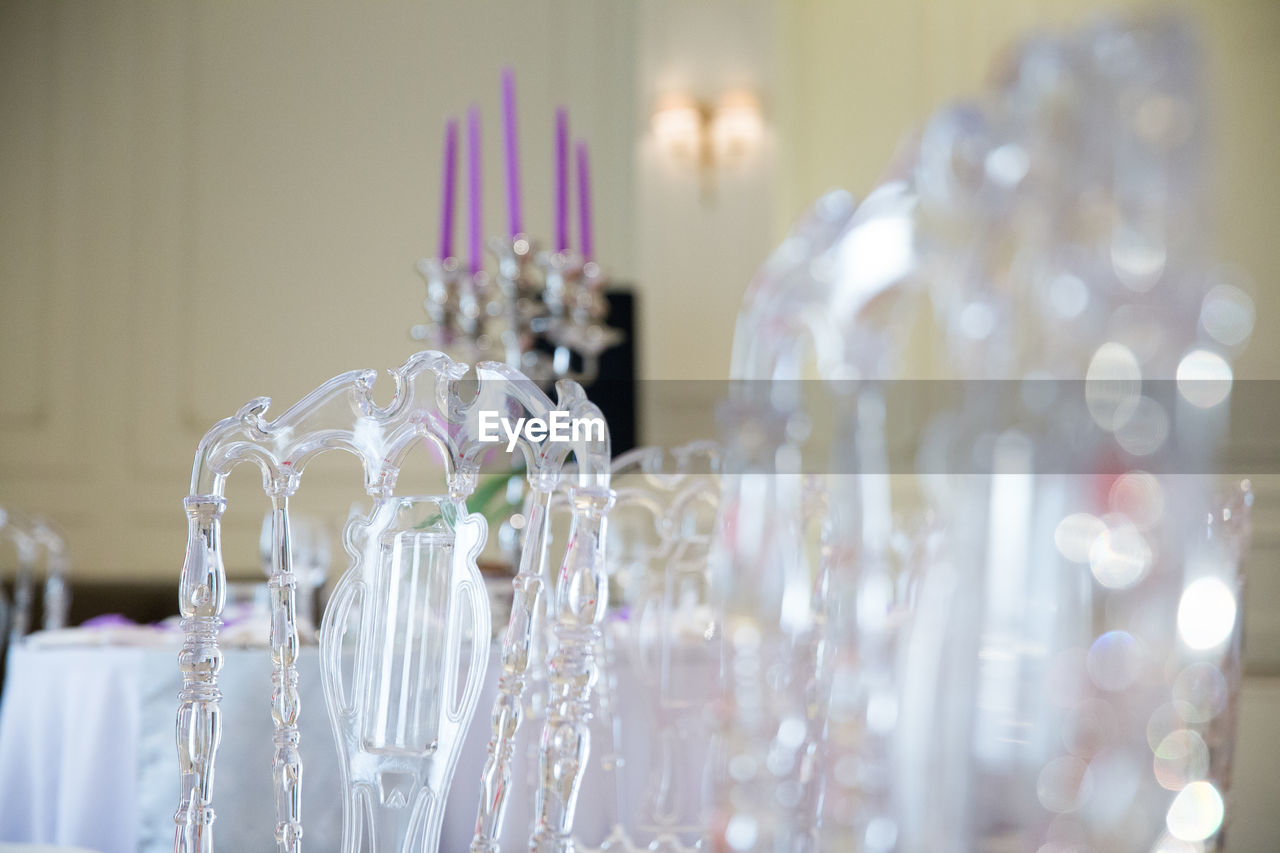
[414,236,622,387]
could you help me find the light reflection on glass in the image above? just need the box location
[1148,701,1199,752]
[1111,225,1168,291]
[1085,342,1142,430]
[1087,630,1143,692]
[1049,273,1089,319]
[1176,349,1233,408]
[724,813,758,850]
[1036,755,1094,813]
[1150,833,1205,853]
[1176,577,1237,650]
[1200,283,1254,347]
[1153,729,1210,790]
[1109,471,1165,530]
[1089,518,1152,589]
[1114,395,1170,456]
[1165,781,1224,842]
[1055,513,1105,563]
[1171,663,1228,723]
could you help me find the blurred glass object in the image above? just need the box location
[709,11,1253,853]
[0,509,70,651]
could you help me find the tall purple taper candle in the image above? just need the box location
[467,105,482,274]
[554,107,569,252]
[439,118,458,259]
[501,67,523,237]
[576,140,593,262]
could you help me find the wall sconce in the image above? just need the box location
[652,89,764,196]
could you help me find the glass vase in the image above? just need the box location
[320,495,490,853]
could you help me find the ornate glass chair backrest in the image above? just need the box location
[603,442,721,853]
[500,442,720,853]
[174,350,614,853]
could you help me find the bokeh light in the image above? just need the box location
[1111,225,1167,292]
[1153,729,1209,791]
[1150,833,1204,853]
[1086,342,1142,431]
[725,813,759,850]
[1087,630,1143,691]
[1176,349,1233,409]
[1114,395,1170,456]
[1109,471,1165,530]
[1200,283,1254,347]
[1037,755,1093,813]
[1148,701,1199,752]
[1056,513,1105,563]
[1050,273,1089,319]
[1171,663,1229,723]
[1165,781,1224,842]
[1089,517,1152,589]
[1177,577,1237,651]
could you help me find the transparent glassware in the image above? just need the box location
[0,508,70,647]
[320,495,490,852]
[260,511,331,634]
[0,508,40,649]
[33,516,70,631]
[711,11,1252,853]
[891,14,1251,852]
[710,177,922,853]
[173,350,614,853]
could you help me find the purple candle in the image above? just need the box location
[501,67,523,237]
[554,107,569,253]
[467,105,482,274]
[439,118,458,259]
[576,141,594,262]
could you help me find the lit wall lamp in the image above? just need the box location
[652,89,764,196]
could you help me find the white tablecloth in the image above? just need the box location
[0,647,144,850]
[0,634,708,853]
[0,642,596,853]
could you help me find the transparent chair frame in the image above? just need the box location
[173,350,614,853]
[593,442,722,853]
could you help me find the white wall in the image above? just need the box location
[0,0,787,580]
[0,0,643,580]
[632,0,781,443]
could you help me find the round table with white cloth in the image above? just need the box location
[0,637,600,853]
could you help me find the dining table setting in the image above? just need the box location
[2,7,1278,853]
